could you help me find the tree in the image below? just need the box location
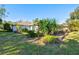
[51,19,58,34]
[0,18,2,24]
[69,7,79,20]
[0,5,6,19]
[66,6,79,31]
[39,19,48,35]
[33,18,58,36]
[0,5,7,29]
[39,18,58,35]
[33,18,40,37]
[3,22,12,32]
[33,18,40,26]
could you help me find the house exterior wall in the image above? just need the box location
[12,25,38,32]
[12,26,17,32]
[34,26,38,32]
[21,25,33,30]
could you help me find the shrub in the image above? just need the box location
[28,30,38,37]
[20,28,29,34]
[0,18,2,24]
[3,22,12,32]
[63,31,79,42]
[43,35,58,43]
[21,28,28,32]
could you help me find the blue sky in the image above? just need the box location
[0,4,79,24]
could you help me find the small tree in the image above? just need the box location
[50,19,58,34]
[0,5,7,30]
[66,6,79,31]
[39,18,58,35]
[70,7,79,20]
[0,5,6,21]
[33,18,40,37]
[0,18,3,29]
[4,22,12,32]
[39,19,48,35]
[0,18,2,24]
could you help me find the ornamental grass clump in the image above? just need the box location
[43,35,58,43]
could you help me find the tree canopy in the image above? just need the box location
[0,7,6,19]
[34,18,57,34]
[67,6,79,31]
[0,5,7,25]
[69,7,79,20]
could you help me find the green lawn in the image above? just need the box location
[0,31,79,55]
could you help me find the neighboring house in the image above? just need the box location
[12,21,38,32]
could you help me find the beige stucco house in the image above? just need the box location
[12,21,38,32]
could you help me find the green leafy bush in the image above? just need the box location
[3,22,12,32]
[0,18,2,24]
[21,28,28,32]
[43,35,58,43]
[28,30,38,37]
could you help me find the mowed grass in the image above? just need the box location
[0,32,27,55]
[0,31,79,55]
